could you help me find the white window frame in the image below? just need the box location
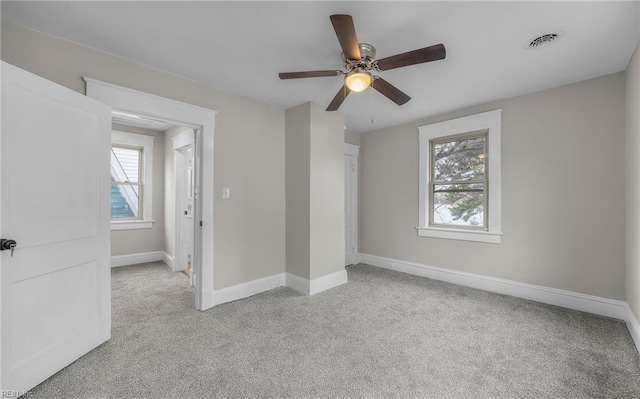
[417,109,502,244]
[111,130,154,230]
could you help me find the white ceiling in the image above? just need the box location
[2,1,639,133]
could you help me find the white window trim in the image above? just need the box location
[111,130,154,230]
[417,109,502,244]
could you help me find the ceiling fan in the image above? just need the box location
[278,14,446,111]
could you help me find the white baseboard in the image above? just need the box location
[284,269,348,296]
[162,252,175,270]
[286,273,310,295]
[211,273,286,306]
[624,303,640,354]
[309,269,348,295]
[201,289,215,310]
[359,253,626,320]
[207,268,349,307]
[111,251,164,268]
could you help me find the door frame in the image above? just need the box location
[84,78,216,311]
[344,143,359,265]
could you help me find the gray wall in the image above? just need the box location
[626,41,640,318]
[285,103,312,279]
[1,23,286,290]
[309,103,345,279]
[285,102,346,280]
[110,123,165,256]
[360,72,626,300]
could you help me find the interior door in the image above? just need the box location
[1,62,111,394]
[344,154,354,266]
[175,143,195,277]
[184,145,195,284]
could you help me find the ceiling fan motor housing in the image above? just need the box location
[343,43,378,72]
[358,43,376,60]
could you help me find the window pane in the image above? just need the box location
[111,183,140,219]
[433,183,484,193]
[433,190,484,227]
[111,147,140,183]
[433,136,485,182]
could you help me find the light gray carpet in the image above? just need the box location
[29,262,640,398]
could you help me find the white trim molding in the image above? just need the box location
[344,142,359,157]
[625,304,640,354]
[111,251,165,268]
[285,270,349,296]
[286,273,311,295]
[417,109,502,244]
[162,252,175,270]
[359,253,626,320]
[172,129,195,150]
[201,289,215,310]
[211,273,286,307]
[310,270,348,295]
[85,77,216,311]
[110,220,154,230]
[84,77,216,126]
[202,269,347,308]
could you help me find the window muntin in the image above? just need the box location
[429,131,487,230]
[110,144,144,220]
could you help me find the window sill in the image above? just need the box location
[416,226,501,244]
[111,220,154,231]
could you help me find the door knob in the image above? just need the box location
[1,238,17,257]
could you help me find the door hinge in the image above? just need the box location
[199,221,203,227]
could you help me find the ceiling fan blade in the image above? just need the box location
[372,77,411,106]
[376,44,446,71]
[326,85,351,111]
[279,70,343,79]
[330,14,361,61]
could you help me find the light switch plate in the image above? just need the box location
[222,187,231,199]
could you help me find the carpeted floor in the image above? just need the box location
[29,262,640,398]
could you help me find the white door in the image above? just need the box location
[184,145,195,281]
[175,143,195,278]
[344,155,353,266]
[344,150,358,266]
[1,62,111,394]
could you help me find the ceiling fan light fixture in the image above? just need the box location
[279,14,446,111]
[345,70,372,92]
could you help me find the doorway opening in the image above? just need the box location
[85,77,216,310]
[110,118,197,289]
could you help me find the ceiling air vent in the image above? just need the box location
[525,31,564,50]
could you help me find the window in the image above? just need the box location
[418,110,502,243]
[430,131,487,229]
[111,145,142,219]
[111,131,154,230]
